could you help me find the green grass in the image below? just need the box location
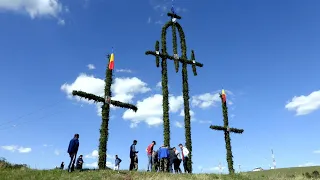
[0,167,318,180]
[1,159,320,180]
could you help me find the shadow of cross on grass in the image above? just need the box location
[71,54,138,169]
[210,93,244,174]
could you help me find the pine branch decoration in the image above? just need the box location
[145,12,203,173]
[72,54,138,169]
[209,93,244,174]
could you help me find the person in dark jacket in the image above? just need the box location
[168,147,176,173]
[158,145,169,172]
[152,150,159,172]
[129,140,138,171]
[67,134,79,172]
[76,155,84,171]
[173,147,182,173]
[60,162,64,170]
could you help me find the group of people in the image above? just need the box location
[129,140,191,173]
[64,134,191,173]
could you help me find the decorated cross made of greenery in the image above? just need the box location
[209,90,244,174]
[72,54,138,169]
[145,12,203,173]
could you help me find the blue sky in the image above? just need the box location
[1,0,320,173]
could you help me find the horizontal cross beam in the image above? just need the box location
[72,90,138,112]
[210,125,244,134]
[167,12,181,19]
[145,50,203,67]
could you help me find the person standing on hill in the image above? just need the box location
[158,145,169,172]
[173,147,182,173]
[67,134,79,172]
[146,141,156,172]
[114,155,122,172]
[152,150,159,172]
[129,140,139,171]
[178,143,190,173]
[76,155,84,172]
[60,162,64,170]
[168,147,176,173]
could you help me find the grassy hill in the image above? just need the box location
[1,158,320,179]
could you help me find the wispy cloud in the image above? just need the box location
[174,121,184,128]
[87,64,95,70]
[198,120,212,124]
[1,145,32,153]
[57,19,65,26]
[147,17,152,23]
[43,144,53,147]
[85,150,114,159]
[299,162,316,167]
[115,69,132,73]
[155,20,163,25]
[54,149,60,155]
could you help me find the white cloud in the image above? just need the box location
[147,17,151,23]
[208,166,226,171]
[85,161,113,168]
[43,144,53,147]
[112,77,151,103]
[191,93,220,109]
[85,150,114,159]
[191,91,233,109]
[174,121,184,128]
[122,94,183,127]
[285,90,320,116]
[299,162,316,167]
[87,64,95,70]
[0,0,66,23]
[85,161,98,168]
[156,81,161,88]
[61,74,150,115]
[179,110,195,117]
[1,145,31,153]
[18,147,32,153]
[54,149,60,155]
[85,150,98,159]
[198,120,212,124]
[313,150,320,154]
[57,19,64,25]
[116,69,132,73]
[61,74,104,101]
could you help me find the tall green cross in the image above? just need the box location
[209,92,244,174]
[72,54,138,169]
[145,12,203,172]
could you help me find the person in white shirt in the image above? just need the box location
[178,143,190,173]
[173,147,182,173]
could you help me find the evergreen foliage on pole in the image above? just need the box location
[72,54,137,169]
[145,12,203,172]
[209,91,244,174]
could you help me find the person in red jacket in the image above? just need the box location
[146,141,156,171]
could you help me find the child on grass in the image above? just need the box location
[114,155,122,172]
